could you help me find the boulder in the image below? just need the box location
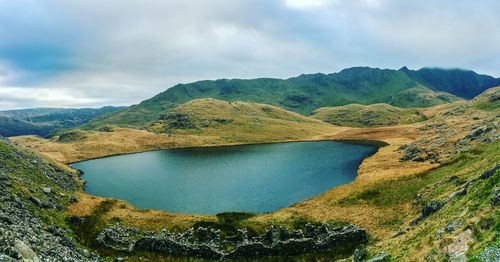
[447,230,472,262]
[480,164,500,180]
[491,188,500,206]
[366,252,389,262]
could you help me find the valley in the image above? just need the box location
[1,69,499,261]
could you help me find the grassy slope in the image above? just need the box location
[311,103,427,127]
[83,67,461,128]
[12,101,343,163]
[0,136,80,242]
[367,141,499,261]
[470,86,500,111]
[148,98,340,143]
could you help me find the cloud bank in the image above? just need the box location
[0,0,499,109]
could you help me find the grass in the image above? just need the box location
[311,103,428,127]
[148,98,341,143]
[83,67,462,128]
[368,141,499,261]
[7,87,499,261]
[12,101,345,164]
[71,199,118,247]
[471,86,499,111]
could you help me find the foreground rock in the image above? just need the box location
[0,136,99,261]
[96,223,367,260]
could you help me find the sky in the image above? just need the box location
[0,0,499,110]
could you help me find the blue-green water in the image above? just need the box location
[72,141,378,214]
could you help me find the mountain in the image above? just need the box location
[0,106,125,137]
[399,67,500,99]
[311,103,427,127]
[148,98,339,143]
[85,67,471,128]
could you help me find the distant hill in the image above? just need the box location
[470,86,500,111]
[399,67,500,99]
[148,98,339,143]
[0,106,125,137]
[311,103,427,127]
[85,67,481,128]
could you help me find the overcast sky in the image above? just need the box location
[0,0,499,110]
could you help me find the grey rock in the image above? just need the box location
[476,243,500,262]
[366,252,388,262]
[480,164,500,180]
[124,223,367,260]
[447,229,472,262]
[352,245,367,262]
[422,201,443,217]
[445,220,463,233]
[13,240,39,262]
[492,188,500,206]
[42,187,52,194]
[411,200,444,226]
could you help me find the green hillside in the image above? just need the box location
[471,86,500,111]
[148,98,339,143]
[85,67,466,128]
[311,103,427,127]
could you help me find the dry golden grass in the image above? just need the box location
[253,124,439,239]
[54,123,437,237]
[16,122,434,237]
[67,193,212,232]
[11,128,221,164]
[16,97,497,243]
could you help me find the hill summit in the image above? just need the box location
[84,66,498,128]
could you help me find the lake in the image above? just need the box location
[72,141,378,214]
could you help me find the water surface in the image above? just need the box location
[72,141,377,214]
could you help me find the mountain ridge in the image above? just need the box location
[83,66,500,129]
[0,106,125,137]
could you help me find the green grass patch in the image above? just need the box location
[71,199,117,247]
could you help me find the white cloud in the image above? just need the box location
[0,86,107,110]
[0,0,499,109]
[285,0,332,9]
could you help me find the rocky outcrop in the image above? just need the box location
[96,223,367,260]
[411,163,499,226]
[399,110,498,164]
[0,136,99,261]
[411,200,444,226]
[447,229,472,262]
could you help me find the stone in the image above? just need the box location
[366,252,388,262]
[412,200,444,226]
[352,245,367,262]
[447,230,472,262]
[13,240,40,262]
[445,220,463,233]
[119,223,368,260]
[42,187,52,194]
[465,126,493,140]
[29,197,43,207]
[492,188,500,206]
[422,201,443,217]
[476,243,500,262]
[225,242,271,259]
[480,164,500,180]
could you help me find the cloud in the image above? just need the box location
[0,0,499,109]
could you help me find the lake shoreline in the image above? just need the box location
[73,141,379,215]
[67,137,388,164]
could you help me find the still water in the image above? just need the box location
[72,141,378,214]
